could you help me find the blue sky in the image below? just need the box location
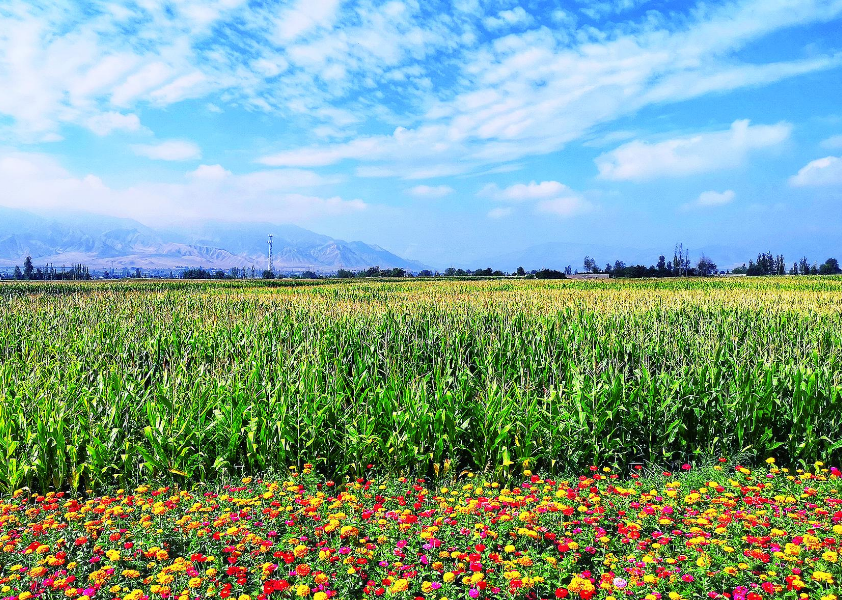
[1,0,842,266]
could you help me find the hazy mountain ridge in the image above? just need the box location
[0,208,426,271]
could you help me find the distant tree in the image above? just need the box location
[23,256,34,280]
[656,255,666,272]
[790,262,798,275]
[696,255,718,276]
[301,270,319,279]
[183,268,213,279]
[516,266,525,276]
[444,267,457,276]
[810,264,819,275]
[583,256,596,273]
[613,260,626,273]
[337,268,354,278]
[262,270,274,279]
[135,268,142,278]
[13,265,22,280]
[799,256,810,275]
[673,244,684,276]
[418,269,433,277]
[746,252,779,276]
[365,266,381,277]
[564,265,573,276]
[819,258,841,275]
[534,269,567,279]
[732,264,748,275]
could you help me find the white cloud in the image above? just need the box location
[480,180,592,218]
[0,0,840,181]
[820,135,842,150]
[789,156,842,187]
[479,180,572,202]
[682,189,736,210]
[536,196,592,217]
[132,140,202,161]
[487,207,513,219]
[596,120,791,181]
[0,151,365,224]
[483,7,534,30]
[407,185,454,198]
[188,164,232,180]
[273,0,343,42]
[85,112,142,136]
[697,190,736,206]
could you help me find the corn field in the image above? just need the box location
[1,277,841,493]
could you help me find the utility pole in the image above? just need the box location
[268,234,274,274]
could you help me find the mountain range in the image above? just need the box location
[0,208,427,272]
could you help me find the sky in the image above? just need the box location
[1,0,842,267]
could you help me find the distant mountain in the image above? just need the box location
[0,208,427,272]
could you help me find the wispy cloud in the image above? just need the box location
[407,185,454,198]
[483,7,534,30]
[487,207,513,219]
[596,120,791,181]
[0,151,365,224]
[86,112,143,136]
[479,181,571,202]
[1,0,837,174]
[479,180,592,217]
[820,134,842,150]
[132,140,202,161]
[681,190,736,211]
[789,156,842,186]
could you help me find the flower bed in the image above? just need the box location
[2,461,841,600]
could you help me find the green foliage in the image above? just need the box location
[1,277,842,493]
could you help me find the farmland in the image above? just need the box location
[1,278,841,493]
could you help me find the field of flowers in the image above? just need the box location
[1,278,842,493]
[2,461,841,600]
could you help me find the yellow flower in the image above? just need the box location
[313,593,327,600]
[389,579,409,594]
[812,571,834,584]
[295,585,310,597]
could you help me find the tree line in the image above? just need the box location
[5,256,92,280]
[5,249,842,281]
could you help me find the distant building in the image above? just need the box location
[568,273,610,280]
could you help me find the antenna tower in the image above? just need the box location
[268,234,274,274]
